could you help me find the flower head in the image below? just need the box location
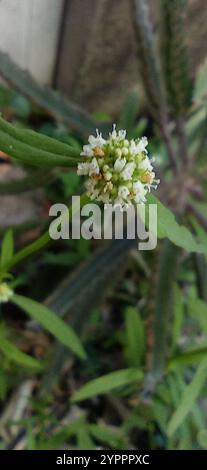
[0,283,13,303]
[77,124,159,208]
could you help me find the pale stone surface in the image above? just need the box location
[0,0,63,84]
[0,165,45,226]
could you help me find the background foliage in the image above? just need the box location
[0,0,207,450]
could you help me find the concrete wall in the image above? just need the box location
[0,0,63,84]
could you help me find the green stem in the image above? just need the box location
[143,241,179,397]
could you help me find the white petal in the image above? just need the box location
[136,137,148,153]
[114,157,126,172]
[118,129,127,140]
[139,157,153,171]
[77,162,90,175]
[89,157,100,176]
[121,162,135,180]
[118,185,130,199]
[81,144,94,157]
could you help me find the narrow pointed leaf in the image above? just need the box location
[146,193,207,254]
[0,229,14,269]
[0,334,43,369]
[12,294,86,360]
[167,357,207,436]
[72,368,143,402]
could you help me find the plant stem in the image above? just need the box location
[160,117,179,174]
[175,116,189,167]
[143,241,179,398]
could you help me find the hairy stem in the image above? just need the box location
[175,116,190,167]
[143,240,179,398]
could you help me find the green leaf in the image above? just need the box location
[0,229,14,270]
[124,306,145,367]
[90,423,125,449]
[167,357,207,436]
[0,117,80,168]
[169,346,207,369]
[188,297,207,333]
[197,430,207,449]
[12,294,86,360]
[0,334,42,369]
[72,368,143,402]
[146,193,207,254]
[171,284,184,352]
[190,216,207,248]
[76,427,95,450]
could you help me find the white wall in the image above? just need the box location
[0,0,63,84]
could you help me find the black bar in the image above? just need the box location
[0,450,206,467]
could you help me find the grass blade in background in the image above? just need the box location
[0,229,14,270]
[0,334,43,370]
[124,306,145,367]
[12,294,86,360]
[72,368,143,402]
[167,357,207,436]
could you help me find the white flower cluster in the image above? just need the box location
[0,283,13,303]
[77,124,159,208]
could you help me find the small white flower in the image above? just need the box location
[89,158,100,176]
[136,137,148,153]
[118,186,130,200]
[110,124,126,141]
[0,283,13,303]
[133,181,147,203]
[78,125,159,208]
[80,144,94,157]
[88,129,106,148]
[77,161,91,175]
[80,129,105,157]
[130,137,148,156]
[110,123,118,139]
[114,157,126,172]
[118,129,127,140]
[129,140,137,155]
[121,162,136,181]
[139,157,153,172]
